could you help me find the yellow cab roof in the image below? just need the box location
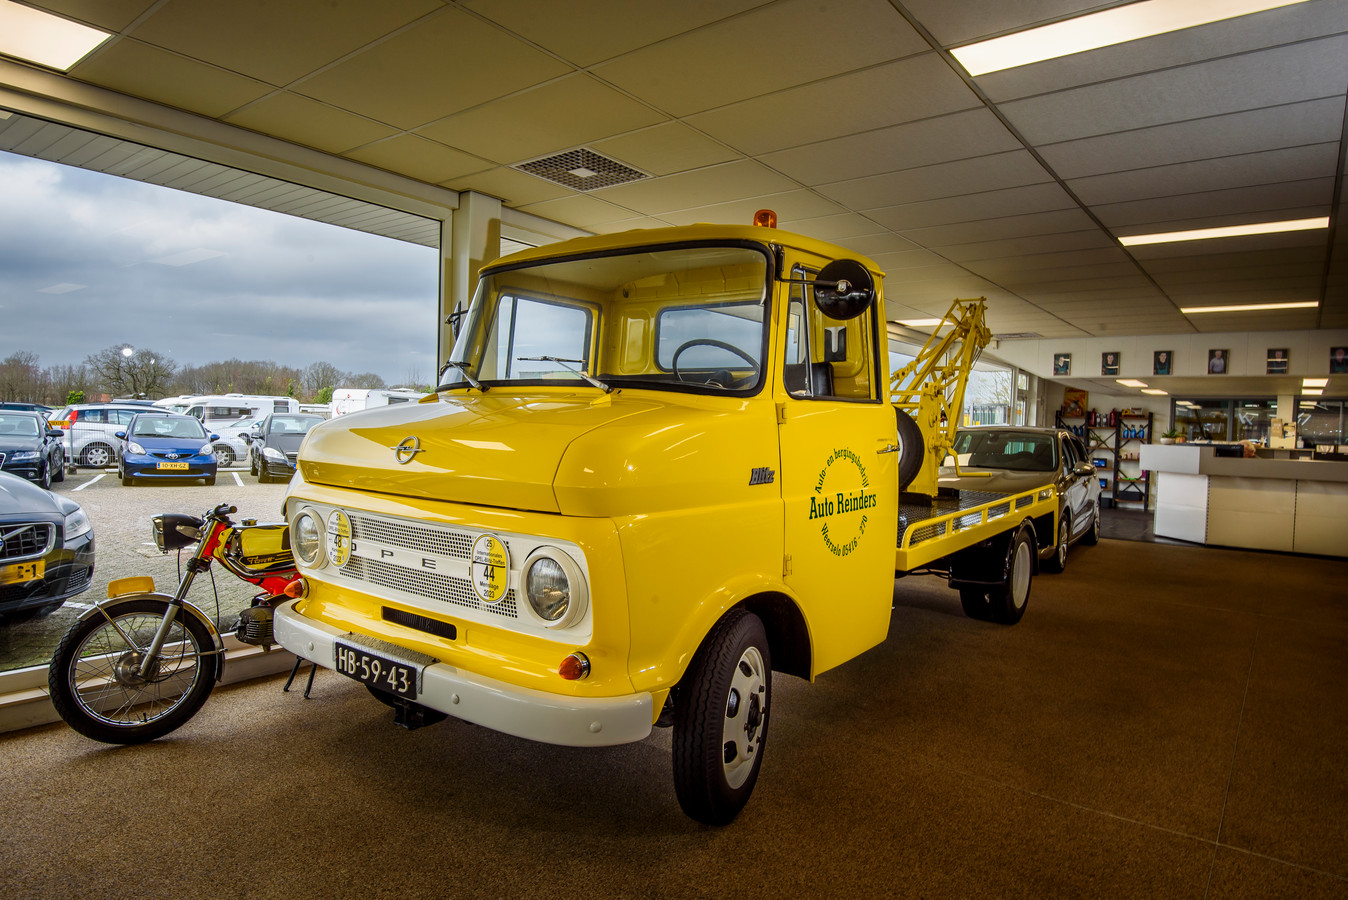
[480,222,886,278]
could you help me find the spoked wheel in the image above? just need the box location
[213,445,234,468]
[673,608,771,825]
[48,597,218,744]
[82,443,114,468]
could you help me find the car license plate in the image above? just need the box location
[0,560,44,585]
[334,642,419,700]
[157,461,189,470]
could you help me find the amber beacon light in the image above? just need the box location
[753,209,777,228]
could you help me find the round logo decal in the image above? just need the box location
[809,448,878,558]
[326,510,352,568]
[470,534,510,604]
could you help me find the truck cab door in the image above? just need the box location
[776,256,899,677]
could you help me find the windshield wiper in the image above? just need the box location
[437,359,485,391]
[517,357,612,393]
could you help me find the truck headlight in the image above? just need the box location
[522,548,587,628]
[293,510,324,567]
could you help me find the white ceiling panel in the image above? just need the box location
[3,0,1344,390]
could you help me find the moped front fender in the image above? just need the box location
[76,591,227,681]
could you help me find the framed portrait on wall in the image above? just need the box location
[1208,349,1228,374]
[1101,351,1120,376]
[1154,350,1172,375]
[1267,348,1289,374]
[1332,347,1348,373]
[1053,353,1071,375]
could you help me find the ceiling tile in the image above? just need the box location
[941,229,1117,263]
[295,7,571,130]
[999,36,1348,146]
[780,213,888,243]
[27,0,157,31]
[845,234,933,258]
[445,167,571,207]
[588,159,795,215]
[896,208,1096,247]
[344,134,489,184]
[514,194,639,227]
[1068,144,1341,207]
[903,0,1104,46]
[590,0,928,116]
[761,108,1021,186]
[1037,99,1345,180]
[686,54,980,156]
[460,0,772,67]
[70,39,272,118]
[977,1,1348,103]
[819,150,1052,211]
[1096,178,1334,230]
[416,74,666,165]
[867,182,1077,232]
[129,0,442,86]
[591,123,740,177]
[225,92,397,154]
[659,190,845,227]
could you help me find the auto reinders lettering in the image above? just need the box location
[810,448,877,557]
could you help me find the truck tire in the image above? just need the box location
[989,525,1035,624]
[673,608,771,825]
[895,409,924,490]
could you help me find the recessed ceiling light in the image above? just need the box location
[1180,301,1319,314]
[1141,388,1168,395]
[896,318,942,328]
[950,0,1309,76]
[1303,378,1328,387]
[1116,379,1148,388]
[1303,388,1324,396]
[1118,217,1328,246]
[0,0,111,71]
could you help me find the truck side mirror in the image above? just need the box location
[812,259,875,320]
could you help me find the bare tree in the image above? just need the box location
[84,344,176,399]
[0,351,42,402]
[344,371,387,390]
[303,361,344,398]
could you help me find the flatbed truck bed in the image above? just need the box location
[896,484,1057,572]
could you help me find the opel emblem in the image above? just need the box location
[390,436,424,465]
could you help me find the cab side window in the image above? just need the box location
[783,263,877,401]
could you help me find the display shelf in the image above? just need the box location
[1056,410,1153,507]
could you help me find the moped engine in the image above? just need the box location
[235,605,275,648]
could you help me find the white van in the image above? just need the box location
[329,388,425,417]
[172,395,302,466]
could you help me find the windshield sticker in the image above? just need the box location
[810,448,877,558]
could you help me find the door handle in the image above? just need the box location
[877,443,900,455]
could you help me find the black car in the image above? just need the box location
[0,410,66,489]
[0,471,95,625]
[246,413,325,482]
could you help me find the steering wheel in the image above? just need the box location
[671,339,761,388]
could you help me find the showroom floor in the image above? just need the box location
[2,537,1345,899]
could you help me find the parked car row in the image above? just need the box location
[0,411,66,489]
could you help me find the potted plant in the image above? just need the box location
[1160,428,1179,444]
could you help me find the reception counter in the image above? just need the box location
[1140,444,1348,556]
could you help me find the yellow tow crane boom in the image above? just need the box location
[889,297,992,498]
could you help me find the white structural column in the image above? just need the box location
[441,192,503,367]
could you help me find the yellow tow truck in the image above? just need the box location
[273,217,1058,824]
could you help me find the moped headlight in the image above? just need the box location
[293,510,324,567]
[523,548,587,628]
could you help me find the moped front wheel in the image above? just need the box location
[48,598,218,744]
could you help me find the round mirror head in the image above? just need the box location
[813,259,874,320]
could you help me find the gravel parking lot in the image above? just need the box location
[0,462,289,672]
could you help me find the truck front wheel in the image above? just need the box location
[673,609,772,825]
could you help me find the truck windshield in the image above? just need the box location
[438,244,770,395]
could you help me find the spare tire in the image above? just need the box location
[895,408,924,490]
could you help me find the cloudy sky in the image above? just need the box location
[0,150,439,385]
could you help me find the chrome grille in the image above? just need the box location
[0,523,52,561]
[350,513,475,560]
[343,556,519,619]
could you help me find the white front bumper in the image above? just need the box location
[273,600,653,747]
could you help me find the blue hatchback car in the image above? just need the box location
[115,413,219,486]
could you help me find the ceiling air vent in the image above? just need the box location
[515,148,646,191]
